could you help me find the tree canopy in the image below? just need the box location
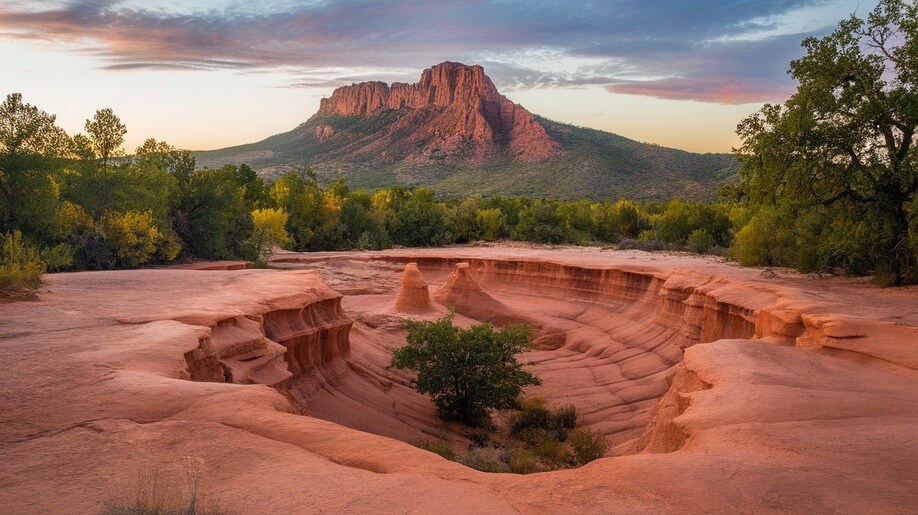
[734,0,918,283]
[391,314,541,425]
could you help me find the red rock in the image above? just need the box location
[312,62,561,163]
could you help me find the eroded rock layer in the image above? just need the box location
[1,248,916,513]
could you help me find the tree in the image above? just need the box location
[391,313,540,425]
[84,108,126,170]
[99,211,162,268]
[390,188,450,246]
[735,0,918,284]
[251,208,289,262]
[0,94,68,236]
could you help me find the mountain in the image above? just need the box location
[195,62,738,200]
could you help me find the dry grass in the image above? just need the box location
[101,457,213,515]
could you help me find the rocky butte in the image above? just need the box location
[310,61,561,163]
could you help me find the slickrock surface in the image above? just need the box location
[310,61,561,162]
[394,262,433,313]
[2,245,917,513]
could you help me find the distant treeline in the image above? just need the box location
[1,83,915,290]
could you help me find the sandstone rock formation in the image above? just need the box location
[311,61,561,163]
[1,247,916,513]
[394,262,433,313]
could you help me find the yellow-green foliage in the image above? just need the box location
[99,211,161,268]
[476,208,503,241]
[569,428,606,465]
[0,230,45,290]
[251,207,290,261]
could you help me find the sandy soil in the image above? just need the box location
[0,244,915,513]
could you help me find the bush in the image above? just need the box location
[508,449,542,474]
[391,313,540,425]
[550,404,578,439]
[0,230,45,290]
[413,439,455,461]
[510,397,551,433]
[461,447,509,473]
[686,229,715,254]
[569,428,606,465]
[99,211,161,268]
[39,243,73,272]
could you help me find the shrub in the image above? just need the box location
[686,229,715,254]
[99,211,161,268]
[569,428,606,465]
[39,243,73,272]
[510,397,551,433]
[0,230,46,290]
[461,447,509,473]
[550,404,578,439]
[391,313,540,425]
[413,439,456,461]
[508,449,542,474]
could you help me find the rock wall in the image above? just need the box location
[312,62,561,162]
[184,291,353,390]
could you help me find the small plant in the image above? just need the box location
[0,230,46,291]
[569,428,607,465]
[461,447,510,473]
[509,397,552,433]
[508,449,541,474]
[412,439,456,461]
[102,457,210,514]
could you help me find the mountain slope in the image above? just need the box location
[195,62,737,200]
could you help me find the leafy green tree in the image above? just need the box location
[0,94,68,238]
[450,196,482,243]
[735,0,918,284]
[514,200,569,244]
[476,208,504,241]
[339,190,386,248]
[391,313,541,425]
[390,188,450,246]
[84,108,126,170]
[271,170,325,250]
[173,167,255,260]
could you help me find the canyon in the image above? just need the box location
[1,246,916,512]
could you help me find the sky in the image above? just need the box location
[0,0,875,153]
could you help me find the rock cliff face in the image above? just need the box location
[310,62,561,163]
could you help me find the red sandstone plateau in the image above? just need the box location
[1,245,917,513]
[309,61,561,163]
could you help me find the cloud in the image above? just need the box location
[0,0,871,103]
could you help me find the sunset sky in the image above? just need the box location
[0,0,873,153]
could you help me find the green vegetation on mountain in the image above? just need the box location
[195,114,737,201]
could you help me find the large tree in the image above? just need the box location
[735,0,918,284]
[392,314,540,425]
[0,94,68,238]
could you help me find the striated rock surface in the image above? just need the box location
[311,62,561,163]
[1,247,917,513]
[394,263,433,313]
